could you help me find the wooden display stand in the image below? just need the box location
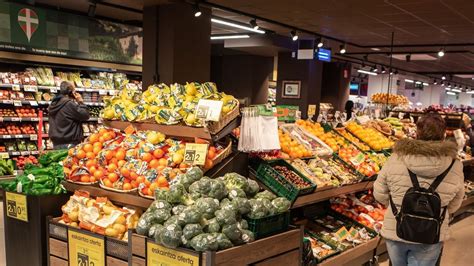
[130,227,303,266]
[2,190,70,266]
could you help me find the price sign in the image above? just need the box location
[184,143,208,165]
[85,88,93,92]
[335,226,349,241]
[23,85,38,92]
[398,112,405,120]
[99,89,107,95]
[0,152,9,159]
[348,227,359,238]
[147,240,200,266]
[12,84,21,91]
[30,135,37,141]
[50,87,58,93]
[68,228,105,266]
[5,192,28,222]
[195,99,223,121]
[29,117,39,121]
[14,135,24,138]
[307,104,316,117]
[10,151,20,156]
[13,100,22,107]
[20,151,29,156]
[2,100,12,104]
[11,117,21,122]
[29,101,38,106]
[2,135,11,139]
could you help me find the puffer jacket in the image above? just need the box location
[374,139,464,243]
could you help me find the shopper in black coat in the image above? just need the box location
[48,81,90,149]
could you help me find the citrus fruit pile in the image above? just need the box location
[346,122,394,151]
[296,120,348,152]
[278,129,312,159]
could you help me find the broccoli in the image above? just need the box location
[212,233,234,250]
[183,224,203,240]
[153,209,172,224]
[223,173,249,191]
[149,200,172,212]
[241,229,255,243]
[186,167,204,182]
[164,215,186,227]
[228,188,246,200]
[247,199,269,219]
[208,179,228,200]
[232,197,251,215]
[237,219,248,230]
[272,197,291,213]
[178,207,202,224]
[205,218,221,233]
[254,190,277,201]
[195,197,220,219]
[181,235,191,248]
[215,209,237,226]
[219,198,236,212]
[190,233,219,251]
[148,224,164,238]
[155,188,169,201]
[136,211,156,236]
[181,192,201,206]
[166,184,186,204]
[158,224,183,248]
[222,224,242,243]
[176,174,194,190]
[172,205,187,215]
[189,177,211,195]
[245,179,260,197]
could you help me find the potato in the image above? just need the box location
[86,199,96,208]
[105,227,119,238]
[69,211,79,222]
[115,215,126,225]
[113,223,126,234]
[102,205,115,215]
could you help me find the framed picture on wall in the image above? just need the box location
[282,80,301,99]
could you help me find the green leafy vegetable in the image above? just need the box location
[212,233,234,250]
[245,179,260,197]
[228,188,246,200]
[178,207,202,224]
[222,224,242,243]
[254,190,277,201]
[232,197,251,215]
[272,197,291,213]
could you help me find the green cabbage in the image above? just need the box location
[245,179,260,197]
[195,197,220,219]
[208,179,228,200]
[178,207,202,224]
[232,197,251,215]
[254,190,277,201]
[272,197,291,213]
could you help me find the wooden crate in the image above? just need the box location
[47,218,129,266]
[130,227,303,266]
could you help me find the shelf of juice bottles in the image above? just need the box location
[0,99,104,106]
[0,117,100,122]
[0,83,119,95]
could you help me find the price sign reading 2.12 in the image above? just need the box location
[5,192,28,222]
[184,143,208,166]
[68,228,105,266]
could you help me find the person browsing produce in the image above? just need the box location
[48,81,90,149]
[373,113,464,266]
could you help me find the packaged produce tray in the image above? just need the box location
[303,233,340,265]
[280,123,333,157]
[333,127,371,152]
[331,154,367,180]
[256,159,316,202]
[312,209,378,238]
[246,211,290,239]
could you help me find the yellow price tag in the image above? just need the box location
[5,192,28,222]
[68,228,105,266]
[348,227,358,238]
[147,240,200,266]
[0,152,9,159]
[308,104,316,117]
[335,226,349,241]
[184,143,208,166]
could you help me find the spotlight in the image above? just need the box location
[381,66,386,74]
[441,81,445,86]
[370,67,375,72]
[290,30,298,41]
[193,3,202,17]
[406,54,411,62]
[339,44,346,54]
[434,79,438,85]
[389,69,393,75]
[249,19,258,30]
[316,37,324,48]
[438,48,445,57]
[454,84,458,88]
[442,75,446,80]
[448,83,451,87]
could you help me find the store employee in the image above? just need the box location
[48,81,90,149]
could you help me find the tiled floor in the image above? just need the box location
[0,201,472,265]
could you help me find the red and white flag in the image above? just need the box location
[18,8,39,42]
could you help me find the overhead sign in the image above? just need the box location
[317,48,331,62]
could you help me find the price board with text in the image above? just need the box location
[68,228,105,266]
[147,240,200,266]
[184,143,208,166]
[5,192,28,222]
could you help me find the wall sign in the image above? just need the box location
[68,228,105,266]
[317,48,331,62]
[5,191,28,222]
[281,80,301,99]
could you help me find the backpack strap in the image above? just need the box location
[389,195,399,219]
[429,159,456,191]
[407,169,421,189]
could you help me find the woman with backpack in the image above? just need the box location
[374,113,465,266]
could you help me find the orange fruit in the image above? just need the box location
[93,142,103,149]
[89,133,99,143]
[68,148,75,157]
[123,183,132,190]
[142,187,150,195]
[99,136,105,143]
[207,149,216,160]
[89,176,97,183]
[118,160,126,168]
[158,158,168,167]
[93,170,104,179]
[204,159,213,169]
[144,179,151,187]
[109,158,118,166]
[136,175,145,184]
[141,153,153,162]
[109,131,116,139]
[131,180,139,188]
[149,159,160,169]
[76,150,86,160]
[156,165,166,172]
[115,149,126,160]
[107,163,118,172]
[123,178,131,184]
[108,172,119,183]
[89,165,97,174]
[98,128,108,135]
[105,150,115,160]
[103,132,112,141]
[153,149,164,159]
[157,176,168,187]
[83,144,93,153]
[130,171,138,180]
[86,151,95,160]
[93,146,101,155]
[80,175,91,183]
[120,168,130,178]
[85,159,96,168]
[103,178,113,188]
[149,182,158,193]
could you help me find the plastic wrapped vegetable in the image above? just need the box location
[262,198,277,215]
[232,197,251,215]
[219,198,235,212]
[172,205,187,215]
[237,219,248,230]
[176,174,194,190]
[222,224,242,243]
[247,199,269,219]
[181,192,201,206]
[167,184,186,204]
[158,224,183,248]
[178,207,202,224]
[245,179,260,197]
[149,200,172,212]
[195,197,220,219]
[190,233,219,251]
[183,224,203,240]
[228,188,246,200]
[272,197,291,213]
[208,179,228,200]
[148,224,164,238]
[155,189,169,201]
[223,173,248,191]
[215,209,237,226]
[241,229,255,243]
[154,209,172,224]
[254,190,277,201]
[189,177,211,195]
[186,167,204,182]
[206,218,221,233]
[212,233,234,250]
[136,211,158,236]
[164,215,186,227]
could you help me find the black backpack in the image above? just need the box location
[389,159,455,244]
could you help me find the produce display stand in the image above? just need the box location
[1,190,70,266]
[318,237,385,266]
[130,227,303,266]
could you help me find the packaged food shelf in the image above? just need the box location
[130,227,302,266]
[281,123,333,157]
[47,218,129,266]
[317,237,385,266]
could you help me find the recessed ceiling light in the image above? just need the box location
[211,18,266,34]
[438,48,445,57]
[290,30,298,41]
[371,47,381,51]
[339,44,346,54]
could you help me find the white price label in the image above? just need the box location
[2,100,12,104]
[398,112,405,119]
[109,90,116,95]
[11,117,20,122]
[24,85,38,92]
[2,135,11,139]
[20,151,29,156]
[85,88,93,92]
[29,117,39,122]
[12,84,21,91]
[30,135,37,141]
[10,152,20,156]
[195,99,223,121]
[14,135,24,138]
[13,100,22,107]
[29,101,38,106]
[0,152,9,159]
[99,89,107,95]
[50,87,58,93]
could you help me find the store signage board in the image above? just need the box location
[12,84,21,91]
[184,143,208,165]
[196,99,223,121]
[0,152,9,159]
[275,105,299,122]
[317,48,332,62]
[5,192,28,222]
[307,104,316,117]
[147,240,200,266]
[68,228,105,266]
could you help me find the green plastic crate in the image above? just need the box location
[246,211,290,239]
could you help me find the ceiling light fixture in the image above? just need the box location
[445,87,450,90]
[406,54,411,62]
[452,88,462,93]
[381,67,386,74]
[442,75,446,80]
[405,79,414,83]
[193,3,202,17]
[370,67,375,72]
[249,19,258,30]
[423,82,429,86]
[448,83,451,87]
[315,37,324,48]
[210,34,250,40]
[357,69,377,76]
[441,81,445,86]
[373,65,379,72]
[415,81,422,84]
[211,18,266,34]
[467,90,474,94]
[434,79,438,85]
[438,48,445,57]
[290,30,298,41]
[447,91,456,95]
[339,44,346,54]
